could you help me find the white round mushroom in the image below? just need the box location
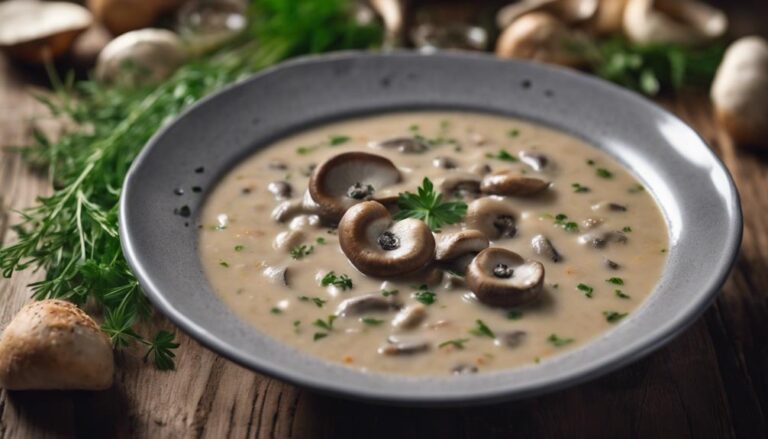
[495,12,591,68]
[95,28,186,87]
[0,1,93,63]
[623,0,727,45]
[711,36,768,147]
[0,300,114,390]
[338,201,435,277]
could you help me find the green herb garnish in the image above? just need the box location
[361,317,384,326]
[394,177,467,231]
[290,244,314,260]
[596,168,614,179]
[299,296,326,308]
[413,285,436,305]
[571,183,590,193]
[234,245,245,252]
[577,283,594,298]
[606,277,624,285]
[439,338,470,349]
[485,149,519,162]
[313,332,328,341]
[628,184,645,193]
[321,271,353,290]
[554,213,579,233]
[270,307,282,315]
[615,289,631,299]
[622,226,632,233]
[548,333,574,347]
[313,315,337,331]
[315,237,327,245]
[604,311,629,323]
[506,309,523,320]
[381,289,399,297]
[329,134,350,146]
[470,320,495,338]
[143,331,179,371]
[507,128,520,138]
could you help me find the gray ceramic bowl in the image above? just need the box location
[120,52,741,406]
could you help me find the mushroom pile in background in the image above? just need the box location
[0,0,248,86]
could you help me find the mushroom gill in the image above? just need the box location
[338,201,435,277]
[308,152,401,223]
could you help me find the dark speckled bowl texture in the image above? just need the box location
[120,52,741,405]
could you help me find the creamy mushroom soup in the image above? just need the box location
[199,112,668,376]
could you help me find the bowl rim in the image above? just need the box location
[120,50,742,406]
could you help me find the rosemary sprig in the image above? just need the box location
[0,0,381,369]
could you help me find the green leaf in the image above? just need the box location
[604,311,629,323]
[577,283,594,298]
[394,177,467,231]
[439,338,470,349]
[321,271,353,290]
[413,284,436,305]
[470,320,495,338]
[548,333,574,347]
[144,330,179,371]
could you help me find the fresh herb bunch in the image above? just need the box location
[591,37,725,96]
[0,0,381,370]
[395,177,468,231]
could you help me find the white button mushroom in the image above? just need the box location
[495,12,591,68]
[711,36,768,147]
[496,0,599,29]
[0,300,114,390]
[0,1,93,63]
[95,28,186,87]
[622,0,727,46]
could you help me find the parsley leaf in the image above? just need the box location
[299,296,326,307]
[615,289,631,299]
[313,315,337,331]
[144,330,179,371]
[290,244,314,260]
[439,338,470,349]
[413,284,436,305]
[394,177,467,231]
[548,333,574,347]
[577,283,594,298]
[604,311,629,323]
[596,168,614,179]
[470,319,495,338]
[506,309,523,320]
[361,317,384,326]
[321,271,353,290]
[485,149,519,162]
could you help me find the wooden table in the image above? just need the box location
[2,6,768,439]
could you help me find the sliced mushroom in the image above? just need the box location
[338,201,435,277]
[481,171,550,196]
[95,28,186,87]
[623,0,727,45]
[267,181,293,200]
[498,330,527,348]
[465,198,517,240]
[267,160,288,170]
[439,173,482,199]
[435,230,490,261]
[531,234,562,262]
[433,156,458,169]
[496,0,599,28]
[578,230,628,248]
[604,258,621,270]
[288,214,321,231]
[519,151,549,172]
[263,265,289,287]
[273,230,305,252]
[582,217,604,230]
[0,1,93,63]
[469,163,492,175]
[591,201,627,212]
[466,247,545,307]
[335,294,401,317]
[452,363,479,375]
[369,137,429,154]
[391,304,428,330]
[308,152,401,222]
[495,12,591,68]
[378,336,431,356]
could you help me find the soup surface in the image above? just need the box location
[199,111,668,376]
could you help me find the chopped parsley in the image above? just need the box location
[604,311,628,323]
[234,245,245,252]
[661,248,667,253]
[299,296,326,308]
[470,320,495,338]
[606,277,624,285]
[485,149,519,162]
[554,213,579,233]
[290,244,314,260]
[329,134,351,146]
[270,307,282,315]
[439,338,470,349]
[313,332,328,341]
[596,168,614,179]
[622,226,633,233]
[313,315,337,331]
[572,183,590,193]
[615,289,631,299]
[587,159,595,166]
[394,177,467,231]
[507,128,520,138]
[219,261,230,268]
[548,333,574,347]
[413,285,436,305]
[506,309,523,320]
[361,317,384,326]
[321,271,353,290]
[381,289,399,297]
[577,283,594,298]
[628,184,645,193]
[315,237,327,245]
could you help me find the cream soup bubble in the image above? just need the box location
[199,111,667,376]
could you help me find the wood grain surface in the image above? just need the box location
[2,3,768,438]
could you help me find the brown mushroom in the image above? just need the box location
[95,28,186,87]
[439,173,482,199]
[435,230,490,262]
[465,198,517,239]
[369,137,429,154]
[432,156,458,169]
[308,152,401,222]
[591,201,627,212]
[335,294,401,317]
[498,330,527,348]
[0,300,113,390]
[87,0,184,35]
[268,181,293,200]
[481,170,550,196]
[0,1,93,63]
[263,265,290,287]
[465,247,545,307]
[578,230,628,248]
[273,230,305,252]
[519,151,549,172]
[623,0,727,45]
[495,12,591,68]
[496,0,599,28]
[391,304,428,330]
[378,335,431,356]
[531,234,562,262]
[338,201,435,277]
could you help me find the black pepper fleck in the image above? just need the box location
[377,231,400,251]
[175,205,191,218]
[493,263,514,278]
[194,167,205,173]
[192,186,203,193]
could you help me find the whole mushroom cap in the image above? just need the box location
[497,0,599,29]
[465,198,518,240]
[711,36,768,147]
[95,28,186,87]
[623,0,727,45]
[480,170,550,196]
[466,248,545,307]
[495,12,590,68]
[338,201,435,277]
[0,300,114,390]
[435,229,490,261]
[309,152,401,223]
[0,1,93,63]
